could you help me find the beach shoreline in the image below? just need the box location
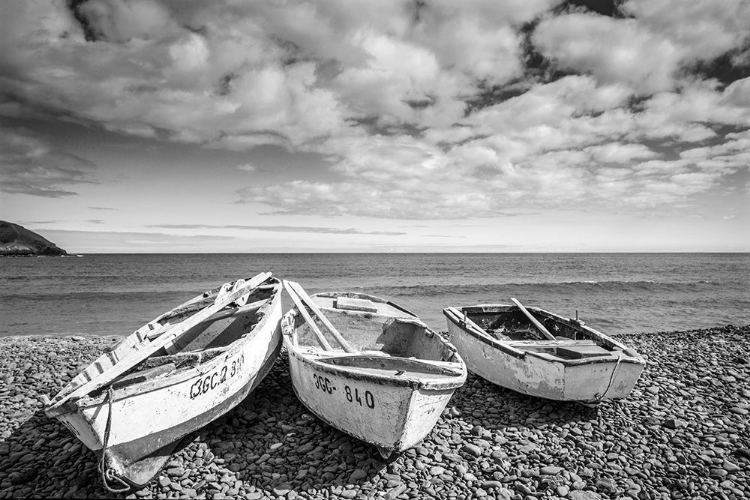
[1,325,748,499]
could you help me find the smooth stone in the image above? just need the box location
[273,483,292,496]
[663,418,686,429]
[462,443,482,457]
[710,469,728,478]
[569,491,603,500]
[722,461,741,473]
[349,469,367,482]
[385,484,407,500]
[595,477,617,493]
[482,480,503,490]
[541,466,564,475]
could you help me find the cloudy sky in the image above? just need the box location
[1,0,748,252]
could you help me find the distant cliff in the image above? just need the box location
[0,221,68,256]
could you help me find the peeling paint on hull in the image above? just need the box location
[444,304,644,401]
[286,347,458,453]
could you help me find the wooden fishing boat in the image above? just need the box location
[443,299,645,402]
[44,273,282,492]
[281,281,466,458]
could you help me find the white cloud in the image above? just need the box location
[584,143,658,164]
[633,80,750,143]
[168,33,210,73]
[0,129,97,197]
[721,77,750,110]
[622,0,750,63]
[534,13,680,94]
[79,0,177,42]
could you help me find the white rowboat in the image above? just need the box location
[443,300,645,402]
[281,282,466,458]
[45,273,283,491]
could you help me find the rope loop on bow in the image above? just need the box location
[98,387,131,493]
[595,352,623,402]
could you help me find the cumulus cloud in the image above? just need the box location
[0,129,97,197]
[622,0,750,63]
[533,13,680,94]
[0,0,748,217]
[78,0,177,42]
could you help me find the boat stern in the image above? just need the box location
[561,355,645,401]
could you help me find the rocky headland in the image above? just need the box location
[0,326,748,499]
[0,221,67,257]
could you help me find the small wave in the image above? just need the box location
[370,280,725,297]
[574,279,656,284]
[1,290,190,302]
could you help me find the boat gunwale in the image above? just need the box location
[443,304,644,367]
[47,280,283,415]
[285,343,465,390]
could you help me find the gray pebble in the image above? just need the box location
[1,327,749,500]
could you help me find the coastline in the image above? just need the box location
[1,326,748,499]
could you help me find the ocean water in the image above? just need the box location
[1,253,748,338]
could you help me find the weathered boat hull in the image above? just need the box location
[286,348,459,453]
[282,291,466,456]
[46,277,283,490]
[444,305,644,401]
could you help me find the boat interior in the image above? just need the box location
[295,299,455,364]
[462,306,622,360]
[100,283,278,392]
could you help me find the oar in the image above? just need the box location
[510,298,556,341]
[286,281,356,353]
[57,272,271,404]
[283,280,333,351]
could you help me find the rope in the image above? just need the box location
[98,387,131,493]
[596,352,623,402]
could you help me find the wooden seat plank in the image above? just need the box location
[335,297,378,313]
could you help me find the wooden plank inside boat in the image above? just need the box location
[335,297,378,312]
[556,344,612,359]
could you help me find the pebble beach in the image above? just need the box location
[1,326,748,500]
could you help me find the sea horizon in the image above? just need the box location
[31,250,750,256]
[2,253,748,339]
